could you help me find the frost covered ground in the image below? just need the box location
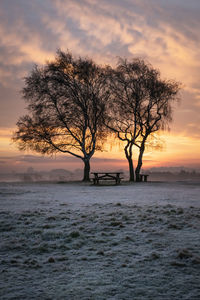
[0,181,200,299]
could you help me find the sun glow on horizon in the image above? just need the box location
[0,128,199,172]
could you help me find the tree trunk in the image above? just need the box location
[82,158,91,182]
[127,156,134,182]
[124,143,134,182]
[135,139,146,182]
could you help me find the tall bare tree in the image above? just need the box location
[134,71,180,181]
[106,58,180,181]
[13,50,109,181]
[106,59,150,181]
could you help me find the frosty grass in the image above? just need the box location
[0,181,200,299]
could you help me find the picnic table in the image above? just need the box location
[91,172,123,185]
[140,174,149,182]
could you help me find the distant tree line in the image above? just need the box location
[13,50,180,181]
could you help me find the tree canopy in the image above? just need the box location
[106,58,180,181]
[13,50,110,181]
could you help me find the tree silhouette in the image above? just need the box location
[106,58,180,181]
[13,50,109,181]
[134,66,180,181]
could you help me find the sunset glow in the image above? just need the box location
[0,0,200,173]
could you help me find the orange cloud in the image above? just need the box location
[0,21,54,69]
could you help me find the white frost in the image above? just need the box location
[0,181,200,299]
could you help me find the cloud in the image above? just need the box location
[0,154,127,164]
[0,0,200,147]
[0,21,54,67]
[52,0,200,139]
[51,0,200,92]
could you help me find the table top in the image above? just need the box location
[91,172,123,174]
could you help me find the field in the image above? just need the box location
[0,181,200,299]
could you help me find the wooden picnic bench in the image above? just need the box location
[91,172,123,185]
[140,174,149,182]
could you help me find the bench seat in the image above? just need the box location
[140,174,149,182]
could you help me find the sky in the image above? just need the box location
[0,0,200,173]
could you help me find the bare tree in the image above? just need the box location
[13,50,109,181]
[106,59,150,181]
[134,71,180,181]
[106,58,180,181]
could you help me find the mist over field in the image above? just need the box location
[0,166,200,183]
